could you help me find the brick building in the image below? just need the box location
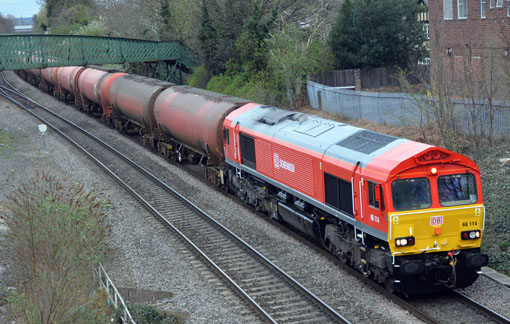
[428,0,510,98]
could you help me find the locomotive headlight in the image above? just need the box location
[461,230,481,240]
[395,236,415,247]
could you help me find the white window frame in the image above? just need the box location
[507,0,510,16]
[482,0,487,18]
[444,0,453,19]
[458,0,468,18]
[497,0,503,8]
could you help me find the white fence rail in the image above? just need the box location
[97,264,136,324]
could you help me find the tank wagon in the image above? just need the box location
[19,67,489,296]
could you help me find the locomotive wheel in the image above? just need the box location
[384,277,395,293]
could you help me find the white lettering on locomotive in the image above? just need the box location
[273,153,295,173]
[370,214,380,223]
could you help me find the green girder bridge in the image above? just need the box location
[0,34,200,84]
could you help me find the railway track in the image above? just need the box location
[0,72,350,324]
[3,71,510,324]
[258,191,510,324]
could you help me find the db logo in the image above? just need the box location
[430,216,443,226]
[273,153,295,173]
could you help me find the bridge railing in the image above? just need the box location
[0,34,199,71]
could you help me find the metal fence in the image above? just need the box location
[307,80,510,138]
[97,264,136,324]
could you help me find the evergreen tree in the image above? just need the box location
[158,0,174,40]
[235,0,279,72]
[329,0,427,70]
[198,0,220,76]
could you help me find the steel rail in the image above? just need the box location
[454,291,510,324]
[0,72,351,324]
[0,73,276,324]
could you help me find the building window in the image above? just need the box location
[507,0,510,16]
[444,0,453,19]
[497,0,503,7]
[482,0,487,17]
[491,0,495,7]
[459,0,468,18]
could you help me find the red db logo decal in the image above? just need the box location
[430,216,443,226]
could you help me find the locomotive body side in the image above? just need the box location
[223,105,488,295]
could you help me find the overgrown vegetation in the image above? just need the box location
[328,0,427,70]
[0,174,111,323]
[199,0,335,106]
[115,303,185,324]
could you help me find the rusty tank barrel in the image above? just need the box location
[107,75,174,131]
[154,87,251,161]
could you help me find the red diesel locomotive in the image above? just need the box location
[18,67,488,296]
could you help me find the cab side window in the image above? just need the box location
[223,128,230,145]
[368,181,384,210]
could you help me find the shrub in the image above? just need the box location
[1,173,110,323]
[187,65,209,89]
[115,303,185,324]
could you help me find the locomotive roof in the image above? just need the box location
[230,105,441,180]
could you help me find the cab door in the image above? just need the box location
[364,179,386,233]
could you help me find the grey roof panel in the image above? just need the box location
[337,130,397,154]
[232,105,407,167]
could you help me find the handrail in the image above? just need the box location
[97,263,136,324]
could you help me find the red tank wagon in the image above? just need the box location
[106,75,174,134]
[55,66,86,102]
[153,87,253,166]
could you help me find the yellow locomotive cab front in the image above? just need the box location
[388,204,485,256]
[384,170,488,293]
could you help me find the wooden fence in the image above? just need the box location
[311,66,429,90]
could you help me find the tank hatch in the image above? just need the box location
[337,130,397,154]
